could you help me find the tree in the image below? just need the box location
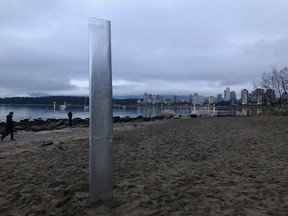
[259,67,288,107]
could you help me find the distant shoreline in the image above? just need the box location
[0,103,274,108]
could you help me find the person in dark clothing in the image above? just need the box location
[1,112,15,141]
[68,111,73,127]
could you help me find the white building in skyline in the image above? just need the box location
[224,87,230,101]
[192,93,203,105]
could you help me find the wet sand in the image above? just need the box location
[1,116,288,215]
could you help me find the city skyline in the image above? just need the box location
[138,86,273,106]
[139,86,248,100]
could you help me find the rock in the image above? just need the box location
[190,114,197,118]
[48,120,66,128]
[8,115,173,132]
[31,126,48,132]
[135,115,143,120]
[113,116,121,123]
[14,126,25,131]
[158,110,175,119]
[123,116,132,122]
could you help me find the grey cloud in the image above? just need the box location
[1,0,288,97]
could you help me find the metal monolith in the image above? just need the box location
[89,18,113,201]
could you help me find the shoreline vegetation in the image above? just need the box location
[0,114,288,215]
[0,96,138,106]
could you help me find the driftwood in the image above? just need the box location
[41,141,53,147]
[40,141,64,151]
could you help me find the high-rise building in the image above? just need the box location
[230,91,236,101]
[253,88,264,105]
[192,93,203,105]
[188,94,193,104]
[209,96,214,105]
[241,89,249,105]
[173,95,178,104]
[217,94,223,102]
[224,87,230,101]
[143,92,148,105]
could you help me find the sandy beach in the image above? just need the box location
[1,116,288,215]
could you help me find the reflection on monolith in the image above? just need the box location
[89,17,113,201]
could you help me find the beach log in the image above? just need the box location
[41,141,53,147]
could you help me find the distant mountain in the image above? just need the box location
[0,96,86,105]
[0,96,139,106]
[29,92,50,97]
[113,95,143,99]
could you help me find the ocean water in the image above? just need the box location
[0,104,262,122]
[0,104,158,122]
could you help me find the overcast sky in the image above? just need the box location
[1,0,288,98]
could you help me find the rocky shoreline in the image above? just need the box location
[0,114,176,133]
[2,107,263,133]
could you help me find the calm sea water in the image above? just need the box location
[0,104,262,122]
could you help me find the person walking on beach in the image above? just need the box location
[1,112,15,141]
[68,111,73,127]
